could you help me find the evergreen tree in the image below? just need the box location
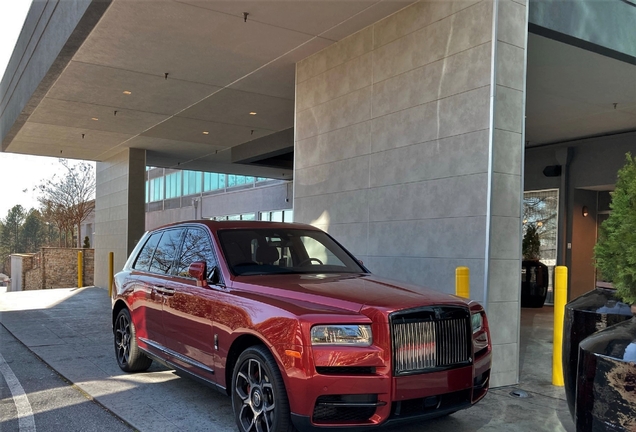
[1,205,26,254]
[21,209,46,253]
[595,153,636,305]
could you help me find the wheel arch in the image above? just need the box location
[112,299,128,330]
[225,334,280,396]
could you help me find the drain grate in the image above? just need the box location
[509,389,530,398]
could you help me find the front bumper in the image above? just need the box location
[286,349,491,430]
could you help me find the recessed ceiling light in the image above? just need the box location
[91,117,99,121]
[249,112,257,115]
[123,90,132,95]
[202,131,209,135]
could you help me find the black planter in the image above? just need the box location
[562,287,633,418]
[521,260,549,308]
[576,317,636,431]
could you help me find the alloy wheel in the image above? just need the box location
[235,357,276,432]
[115,312,131,366]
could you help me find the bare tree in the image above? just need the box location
[38,160,96,248]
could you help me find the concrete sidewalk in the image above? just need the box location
[0,287,575,432]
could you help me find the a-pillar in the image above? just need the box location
[94,148,146,288]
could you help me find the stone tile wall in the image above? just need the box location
[23,248,94,290]
[295,0,527,387]
[95,148,146,288]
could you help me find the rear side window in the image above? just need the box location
[175,228,218,278]
[133,232,162,271]
[149,229,184,275]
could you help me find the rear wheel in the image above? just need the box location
[114,308,152,372]
[232,346,295,432]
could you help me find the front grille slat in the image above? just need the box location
[391,307,471,375]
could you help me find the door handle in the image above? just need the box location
[154,285,175,295]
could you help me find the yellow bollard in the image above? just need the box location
[552,266,568,386]
[108,252,114,298]
[77,251,83,288]
[456,267,470,298]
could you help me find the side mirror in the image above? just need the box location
[188,261,208,287]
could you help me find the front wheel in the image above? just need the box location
[232,346,295,432]
[114,308,152,372]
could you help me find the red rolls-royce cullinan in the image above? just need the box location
[112,221,491,432]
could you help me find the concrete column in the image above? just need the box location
[295,0,527,387]
[485,0,528,386]
[94,148,146,288]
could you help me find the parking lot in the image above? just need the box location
[0,287,574,431]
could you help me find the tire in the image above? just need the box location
[114,308,152,372]
[232,345,296,432]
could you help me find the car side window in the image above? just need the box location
[133,232,162,271]
[149,229,183,275]
[176,228,218,279]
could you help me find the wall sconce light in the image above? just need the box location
[582,206,589,217]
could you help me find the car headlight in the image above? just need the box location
[471,313,483,334]
[310,324,372,346]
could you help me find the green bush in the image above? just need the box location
[83,236,90,249]
[594,153,636,305]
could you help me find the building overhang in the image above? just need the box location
[0,0,415,178]
[1,0,635,172]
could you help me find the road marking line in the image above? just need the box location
[0,352,36,432]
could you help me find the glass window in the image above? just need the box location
[183,171,202,195]
[149,229,183,275]
[203,172,228,191]
[260,210,292,222]
[523,189,559,303]
[176,228,218,278]
[204,172,222,192]
[227,174,237,188]
[300,236,342,266]
[133,232,162,271]
[218,228,365,276]
[165,172,182,199]
[148,177,164,202]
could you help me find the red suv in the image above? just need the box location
[112,221,491,431]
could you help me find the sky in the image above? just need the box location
[0,1,93,218]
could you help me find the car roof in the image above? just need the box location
[151,220,320,233]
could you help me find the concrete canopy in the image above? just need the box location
[2,1,635,171]
[1,0,414,177]
[526,33,636,147]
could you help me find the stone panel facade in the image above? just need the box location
[295,0,527,387]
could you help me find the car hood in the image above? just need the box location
[231,273,468,316]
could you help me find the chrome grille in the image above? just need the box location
[391,308,470,375]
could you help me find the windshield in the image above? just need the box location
[218,228,366,276]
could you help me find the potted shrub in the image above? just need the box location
[594,153,636,309]
[567,154,636,430]
[521,224,549,307]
